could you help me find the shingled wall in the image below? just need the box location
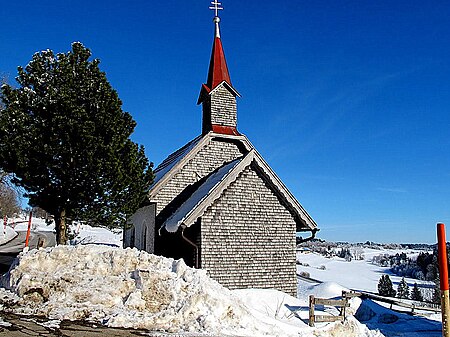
[200,164,298,296]
[210,86,237,127]
[154,139,244,214]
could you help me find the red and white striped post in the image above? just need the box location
[3,216,7,238]
[3,215,8,239]
[24,211,32,249]
[437,223,450,337]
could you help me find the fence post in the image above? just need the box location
[309,295,315,327]
[437,223,450,337]
[342,297,347,320]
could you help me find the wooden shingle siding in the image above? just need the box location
[201,165,297,296]
[154,139,243,214]
[210,86,237,127]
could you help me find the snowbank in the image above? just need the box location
[1,245,261,335]
[0,245,384,336]
[11,217,122,247]
[231,288,382,336]
[234,288,311,335]
[310,282,350,299]
[0,226,17,245]
[69,223,122,246]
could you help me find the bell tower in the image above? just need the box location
[197,1,241,136]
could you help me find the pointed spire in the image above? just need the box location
[198,1,240,136]
[206,33,231,90]
[206,3,231,90]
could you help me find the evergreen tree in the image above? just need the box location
[396,277,410,299]
[0,42,153,244]
[432,279,441,304]
[378,275,396,297]
[338,247,352,261]
[410,283,424,302]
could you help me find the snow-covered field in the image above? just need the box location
[296,249,442,337]
[0,219,443,336]
[296,249,433,295]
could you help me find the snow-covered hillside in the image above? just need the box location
[296,249,442,337]
[296,249,433,295]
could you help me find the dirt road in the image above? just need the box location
[0,313,211,337]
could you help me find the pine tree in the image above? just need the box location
[0,42,153,244]
[378,275,396,297]
[397,277,410,299]
[432,279,441,304]
[410,283,424,302]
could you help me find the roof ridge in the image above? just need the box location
[153,135,202,174]
[160,148,318,233]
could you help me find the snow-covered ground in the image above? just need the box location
[0,245,381,337]
[296,249,433,295]
[296,249,442,337]
[0,220,443,336]
[7,216,122,247]
[0,226,17,245]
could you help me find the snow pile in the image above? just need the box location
[231,288,381,336]
[0,245,385,336]
[310,282,350,299]
[1,246,249,333]
[234,288,312,335]
[0,226,17,245]
[0,245,286,335]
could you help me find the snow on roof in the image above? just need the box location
[163,158,242,232]
[152,136,202,186]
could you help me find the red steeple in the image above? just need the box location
[198,2,240,136]
[198,12,240,104]
[206,17,232,90]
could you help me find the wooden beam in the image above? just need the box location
[314,298,349,307]
[314,315,345,323]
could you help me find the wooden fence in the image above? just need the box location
[308,294,350,327]
[345,290,441,314]
[308,289,440,327]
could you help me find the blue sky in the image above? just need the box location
[1,1,449,243]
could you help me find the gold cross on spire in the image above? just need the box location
[209,1,223,18]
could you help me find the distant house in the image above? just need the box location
[124,11,318,296]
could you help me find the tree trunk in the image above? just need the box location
[55,208,67,245]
